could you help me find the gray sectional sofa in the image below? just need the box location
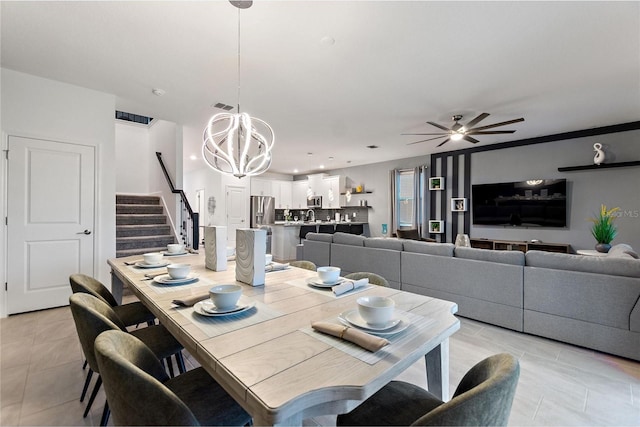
[300,232,640,361]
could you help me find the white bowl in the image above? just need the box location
[167,263,190,279]
[357,296,395,326]
[167,243,185,253]
[209,284,243,310]
[317,266,340,284]
[143,252,163,265]
[265,254,273,265]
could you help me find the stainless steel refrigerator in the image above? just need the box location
[250,196,275,228]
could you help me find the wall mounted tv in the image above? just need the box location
[472,179,567,227]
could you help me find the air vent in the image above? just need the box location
[213,102,235,111]
[115,111,154,125]
[366,145,379,149]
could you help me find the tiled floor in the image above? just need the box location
[1,298,638,426]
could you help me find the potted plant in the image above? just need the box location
[589,204,620,253]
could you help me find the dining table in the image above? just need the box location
[108,252,460,426]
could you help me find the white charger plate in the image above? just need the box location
[305,276,345,288]
[153,274,199,285]
[135,261,170,269]
[339,309,410,336]
[162,251,189,256]
[194,300,256,317]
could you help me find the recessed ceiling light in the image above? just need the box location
[190,155,198,160]
[293,169,299,173]
[328,156,334,160]
[321,35,335,45]
[307,152,313,156]
[319,165,325,169]
[366,145,379,149]
[152,88,165,96]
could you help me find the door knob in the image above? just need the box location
[77,229,92,235]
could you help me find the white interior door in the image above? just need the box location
[7,136,95,314]
[226,185,247,250]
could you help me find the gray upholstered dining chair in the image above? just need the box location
[337,353,520,426]
[69,273,156,327]
[290,260,317,271]
[69,293,186,426]
[345,272,389,287]
[95,330,252,426]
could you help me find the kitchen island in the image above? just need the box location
[271,221,368,261]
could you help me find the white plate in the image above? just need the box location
[305,277,345,288]
[135,261,170,268]
[153,274,199,285]
[162,251,189,256]
[194,300,256,317]
[339,309,410,336]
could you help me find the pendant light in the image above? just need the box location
[202,1,274,178]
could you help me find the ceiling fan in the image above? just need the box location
[403,113,524,147]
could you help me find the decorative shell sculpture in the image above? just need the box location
[593,143,606,165]
[207,196,216,225]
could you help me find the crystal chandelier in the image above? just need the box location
[202,1,274,178]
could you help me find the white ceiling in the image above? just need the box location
[2,1,639,175]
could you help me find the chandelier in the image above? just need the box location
[202,1,274,178]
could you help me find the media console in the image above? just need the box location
[470,238,571,254]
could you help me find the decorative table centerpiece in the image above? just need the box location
[589,204,619,253]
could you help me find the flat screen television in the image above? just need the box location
[472,179,567,227]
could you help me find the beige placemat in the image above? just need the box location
[145,276,214,294]
[176,299,284,338]
[300,311,437,365]
[286,278,373,299]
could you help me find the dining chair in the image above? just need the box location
[69,293,186,426]
[345,272,389,287]
[290,260,317,271]
[69,273,156,327]
[94,330,252,426]
[318,224,336,234]
[396,228,436,242]
[336,353,520,426]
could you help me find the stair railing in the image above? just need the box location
[156,152,199,250]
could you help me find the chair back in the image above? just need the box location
[413,353,520,426]
[290,260,317,271]
[335,224,351,233]
[397,228,421,240]
[345,272,389,287]
[69,293,127,372]
[349,224,364,235]
[69,273,118,307]
[94,330,197,426]
[318,224,335,234]
[299,225,317,240]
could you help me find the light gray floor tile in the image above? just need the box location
[19,399,96,426]
[1,364,29,408]
[1,402,22,426]
[1,338,34,371]
[20,360,86,417]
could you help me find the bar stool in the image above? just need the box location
[299,225,317,243]
[318,224,335,234]
[335,224,350,233]
[349,224,364,235]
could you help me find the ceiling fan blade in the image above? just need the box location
[407,135,449,145]
[469,118,524,132]
[427,121,452,131]
[464,113,490,129]
[401,132,449,136]
[466,130,516,135]
[436,138,451,147]
[462,135,480,144]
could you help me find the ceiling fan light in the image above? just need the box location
[451,133,464,141]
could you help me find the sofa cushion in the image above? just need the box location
[402,240,454,257]
[364,238,404,251]
[306,232,333,243]
[332,232,366,246]
[454,246,525,266]
[526,250,640,278]
[607,243,639,259]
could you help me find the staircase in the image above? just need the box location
[116,195,177,258]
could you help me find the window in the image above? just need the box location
[397,170,416,228]
[391,166,426,234]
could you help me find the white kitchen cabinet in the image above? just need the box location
[322,175,343,208]
[251,178,273,196]
[273,180,292,209]
[292,180,309,209]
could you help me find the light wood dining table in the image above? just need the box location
[109,253,460,426]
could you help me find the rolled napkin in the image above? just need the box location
[144,271,167,279]
[172,293,210,307]
[332,278,369,296]
[266,262,290,272]
[124,259,143,266]
[311,321,390,352]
